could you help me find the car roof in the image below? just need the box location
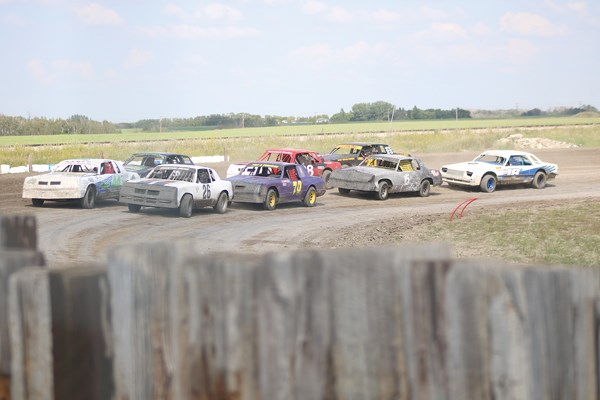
[131,152,188,157]
[335,142,389,146]
[246,161,297,167]
[263,148,316,154]
[59,159,115,163]
[367,154,413,161]
[155,164,211,170]
[479,150,534,157]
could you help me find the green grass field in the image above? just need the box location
[1,117,599,166]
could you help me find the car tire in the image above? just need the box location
[376,181,390,200]
[81,186,97,209]
[213,191,229,214]
[338,188,350,195]
[303,186,317,207]
[179,194,193,218]
[32,199,44,207]
[532,170,547,189]
[418,180,431,197]
[263,188,278,210]
[128,204,142,213]
[480,174,497,193]
[321,169,333,189]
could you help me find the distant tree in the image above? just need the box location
[521,108,543,117]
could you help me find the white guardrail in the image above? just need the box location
[0,156,225,175]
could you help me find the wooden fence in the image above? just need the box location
[1,215,599,399]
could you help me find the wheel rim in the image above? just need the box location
[309,190,316,204]
[268,192,276,207]
[487,178,495,191]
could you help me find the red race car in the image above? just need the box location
[227,148,342,187]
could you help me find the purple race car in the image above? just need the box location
[226,161,326,210]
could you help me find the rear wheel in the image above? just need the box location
[321,169,333,189]
[480,174,497,193]
[418,180,431,197]
[179,194,193,218]
[532,170,547,189]
[128,204,142,213]
[32,199,44,207]
[213,192,229,214]
[338,188,350,195]
[376,181,390,200]
[263,188,278,210]
[303,186,317,207]
[81,186,97,209]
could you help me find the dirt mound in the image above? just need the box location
[494,134,578,149]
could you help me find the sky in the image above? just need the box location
[1,0,599,122]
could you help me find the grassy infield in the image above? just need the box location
[2,116,599,266]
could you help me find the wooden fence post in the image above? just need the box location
[0,216,44,400]
[8,266,113,400]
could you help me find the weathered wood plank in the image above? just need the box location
[8,265,113,400]
[8,268,53,400]
[0,250,45,379]
[0,216,37,250]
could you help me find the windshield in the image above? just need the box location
[148,166,195,182]
[474,154,506,165]
[330,145,362,155]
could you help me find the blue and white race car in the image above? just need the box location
[440,150,558,193]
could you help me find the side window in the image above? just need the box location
[208,169,215,182]
[198,169,211,184]
[285,166,298,180]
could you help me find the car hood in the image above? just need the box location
[442,161,497,172]
[125,179,188,188]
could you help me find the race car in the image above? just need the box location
[226,161,326,210]
[123,152,194,178]
[321,142,396,167]
[328,154,442,200]
[440,150,558,193]
[22,159,139,208]
[226,148,342,187]
[119,164,233,218]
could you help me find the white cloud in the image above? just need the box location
[500,12,567,36]
[545,1,588,15]
[288,41,383,68]
[125,49,153,67]
[28,59,55,85]
[419,5,451,20]
[53,59,94,78]
[416,22,468,41]
[173,24,260,39]
[164,2,243,22]
[301,1,352,22]
[371,9,404,23]
[302,0,327,15]
[74,3,123,26]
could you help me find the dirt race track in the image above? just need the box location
[1,148,599,268]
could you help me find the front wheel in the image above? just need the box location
[418,180,431,197]
[532,171,547,189]
[303,186,317,207]
[376,181,390,200]
[213,192,229,214]
[263,188,278,210]
[128,204,142,213]
[179,194,193,218]
[480,174,497,193]
[32,199,44,207]
[81,186,97,209]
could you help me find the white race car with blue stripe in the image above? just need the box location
[440,150,558,193]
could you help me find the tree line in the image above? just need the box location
[0,114,119,137]
[1,102,597,136]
